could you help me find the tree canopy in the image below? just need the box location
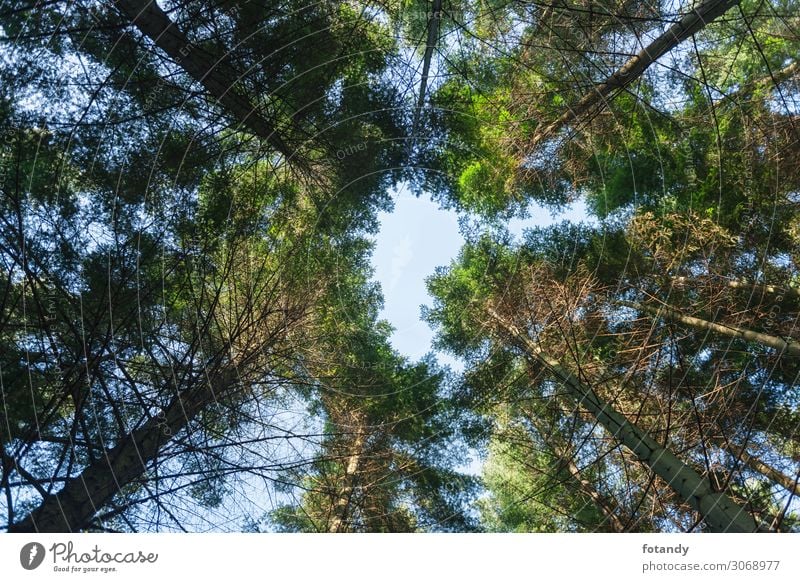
[1,0,798,532]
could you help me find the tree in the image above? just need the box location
[269,262,477,532]
[425,224,799,531]
[3,0,799,534]
[0,0,415,531]
[523,0,740,155]
[414,0,800,226]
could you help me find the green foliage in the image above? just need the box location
[2,0,799,533]
[479,430,607,532]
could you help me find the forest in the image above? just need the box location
[0,0,798,533]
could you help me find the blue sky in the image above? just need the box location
[371,186,591,371]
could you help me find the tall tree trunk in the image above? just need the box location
[623,300,800,356]
[115,0,295,161]
[7,366,238,532]
[552,444,628,532]
[526,0,739,153]
[328,428,365,533]
[487,308,763,532]
[412,0,443,138]
[723,59,800,103]
[673,275,800,301]
[723,279,800,301]
[725,441,800,496]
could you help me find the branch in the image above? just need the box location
[526,0,740,154]
[113,0,297,163]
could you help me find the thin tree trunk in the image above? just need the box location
[412,0,443,137]
[723,59,800,103]
[723,279,800,301]
[328,429,365,533]
[487,308,762,532]
[554,445,628,532]
[623,300,800,356]
[673,275,800,301]
[8,366,238,532]
[526,0,739,153]
[115,0,295,161]
[726,442,800,496]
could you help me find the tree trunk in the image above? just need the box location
[7,366,238,532]
[115,0,295,161]
[723,279,800,301]
[328,428,365,533]
[725,441,800,496]
[412,0,443,137]
[554,445,628,532]
[723,60,800,103]
[673,275,800,301]
[623,300,800,356]
[526,0,739,153]
[487,308,762,532]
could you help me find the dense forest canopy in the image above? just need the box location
[0,0,798,532]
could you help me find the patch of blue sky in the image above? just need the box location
[370,185,591,373]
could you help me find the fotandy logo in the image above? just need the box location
[20,542,46,570]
